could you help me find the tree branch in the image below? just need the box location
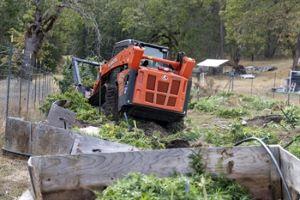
[42,5,65,33]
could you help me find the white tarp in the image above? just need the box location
[197,59,229,68]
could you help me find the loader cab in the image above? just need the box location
[112,39,169,68]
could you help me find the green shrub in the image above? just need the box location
[40,90,93,114]
[98,121,164,149]
[240,95,277,111]
[288,141,300,158]
[163,127,202,143]
[193,96,225,112]
[230,122,278,144]
[218,91,235,97]
[40,90,105,124]
[203,129,225,146]
[200,122,279,146]
[216,108,248,118]
[282,105,300,128]
[76,108,105,125]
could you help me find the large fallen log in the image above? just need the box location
[28,146,288,200]
[4,117,137,156]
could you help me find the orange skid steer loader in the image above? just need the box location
[72,39,195,129]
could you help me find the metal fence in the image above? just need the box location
[0,44,58,131]
[193,72,300,105]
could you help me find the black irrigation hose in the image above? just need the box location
[234,137,292,200]
[284,135,300,148]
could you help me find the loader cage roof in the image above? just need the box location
[112,39,169,59]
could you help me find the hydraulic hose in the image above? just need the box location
[234,137,292,200]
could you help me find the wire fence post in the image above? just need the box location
[38,73,41,103]
[45,74,47,97]
[18,77,22,116]
[287,90,291,106]
[231,76,234,92]
[26,76,31,119]
[197,72,200,100]
[5,43,13,121]
[272,72,277,98]
[34,75,37,108]
[44,73,46,99]
[47,74,49,97]
[250,78,254,96]
[41,73,44,101]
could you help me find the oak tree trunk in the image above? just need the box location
[219,20,225,58]
[21,1,64,79]
[264,31,278,58]
[22,6,44,79]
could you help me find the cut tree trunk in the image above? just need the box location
[292,34,300,70]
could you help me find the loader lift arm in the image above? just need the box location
[71,56,100,95]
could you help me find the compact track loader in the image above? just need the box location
[72,39,196,129]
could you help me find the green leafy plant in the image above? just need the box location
[98,172,250,200]
[193,96,222,112]
[191,93,280,119]
[98,121,165,149]
[40,90,91,114]
[40,89,106,124]
[216,107,248,118]
[287,141,300,158]
[98,151,250,200]
[281,105,300,128]
[240,95,277,111]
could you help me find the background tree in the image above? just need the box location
[223,0,300,68]
[1,0,300,73]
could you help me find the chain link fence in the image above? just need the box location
[193,72,300,105]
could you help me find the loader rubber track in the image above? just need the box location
[103,84,119,120]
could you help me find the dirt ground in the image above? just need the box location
[0,132,30,200]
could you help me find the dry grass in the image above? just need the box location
[195,58,300,105]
